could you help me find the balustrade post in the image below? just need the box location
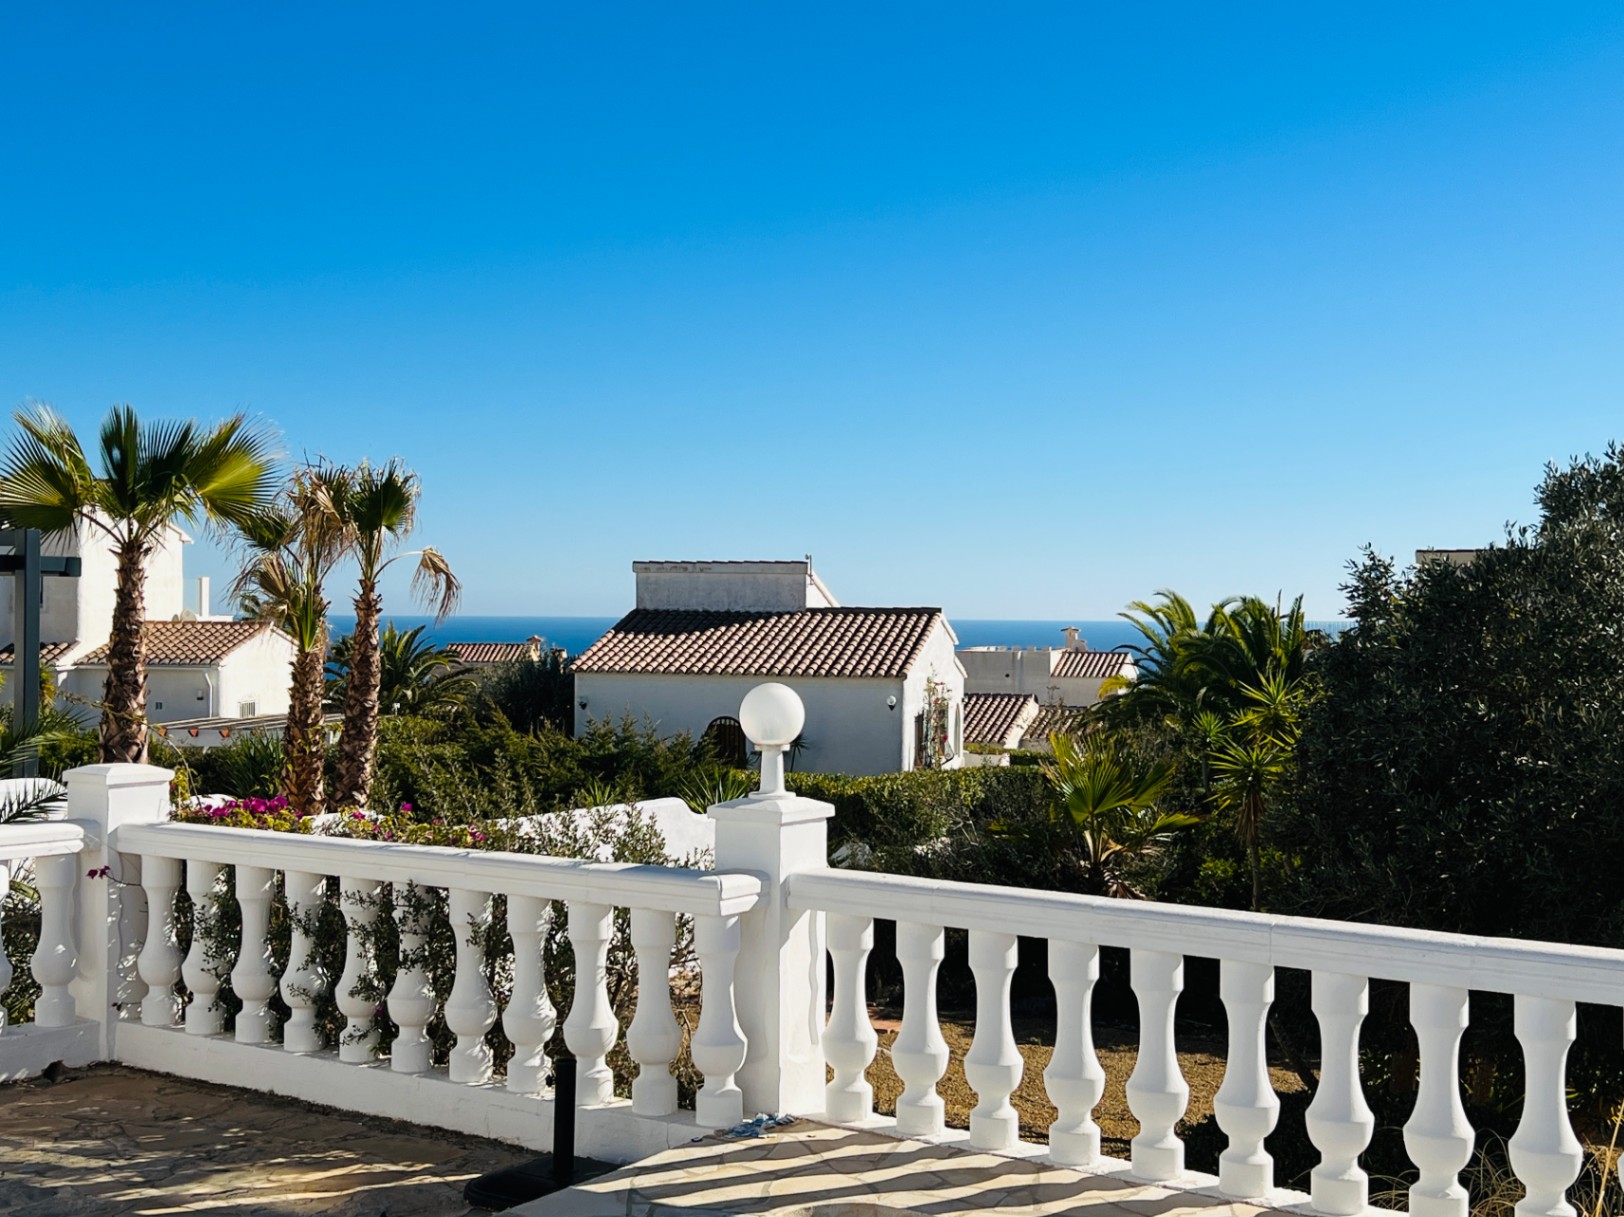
[31,852,78,1026]
[1126,948,1188,1181]
[387,882,435,1074]
[563,900,618,1105]
[231,865,276,1043]
[446,888,497,1083]
[503,893,556,1095]
[1406,984,1473,1217]
[183,861,224,1035]
[1508,995,1583,1217]
[693,912,748,1128]
[280,870,328,1053]
[137,855,183,1026]
[336,878,380,1063]
[893,920,949,1137]
[1306,971,1375,1216]
[1046,939,1104,1166]
[965,929,1022,1152]
[1214,960,1279,1198]
[627,907,681,1116]
[823,912,878,1125]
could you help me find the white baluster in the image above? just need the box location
[1046,939,1105,1166]
[1126,948,1188,1180]
[965,929,1023,1152]
[1508,995,1583,1217]
[893,920,949,1137]
[627,907,681,1116]
[137,855,184,1026]
[0,863,11,1026]
[1306,971,1375,1216]
[692,912,747,1128]
[231,865,276,1043]
[1406,984,1473,1217]
[31,853,78,1026]
[823,912,878,1125]
[183,861,224,1035]
[446,887,496,1083]
[563,901,618,1105]
[1213,961,1279,1197]
[503,894,556,1095]
[336,878,380,1063]
[388,882,436,1073]
[279,870,328,1053]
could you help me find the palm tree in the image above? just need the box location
[0,405,278,762]
[234,467,348,812]
[329,461,458,810]
[328,623,474,721]
[1041,731,1200,898]
[1098,590,1236,726]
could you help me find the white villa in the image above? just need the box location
[572,560,967,775]
[0,518,295,727]
[959,625,1136,707]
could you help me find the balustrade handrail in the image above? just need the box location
[116,821,764,917]
[786,869,1624,1005]
[0,820,90,862]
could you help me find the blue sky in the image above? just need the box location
[4,4,1622,619]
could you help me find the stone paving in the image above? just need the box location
[509,1121,1281,1217]
[0,1064,534,1216]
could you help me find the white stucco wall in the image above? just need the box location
[900,620,967,770]
[633,561,835,612]
[213,630,296,719]
[959,645,1133,709]
[62,631,294,726]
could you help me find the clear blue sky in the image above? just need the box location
[5,4,1622,619]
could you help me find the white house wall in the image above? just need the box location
[60,633,294,727]
[900,621,967,770]
[214,631,295,720]
[573,672,909,776]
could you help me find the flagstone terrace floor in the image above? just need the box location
[0,1064,532,1216]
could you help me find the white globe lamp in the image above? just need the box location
[739,683,804,796]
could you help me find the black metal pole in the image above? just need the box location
[14,529,41,778]
[552,1046,576,1188]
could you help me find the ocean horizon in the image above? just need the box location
[329,614,1350,656]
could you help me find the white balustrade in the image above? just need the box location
[1508,995,1583,1217]
[31,853,78,1027]
[387,882,436,1074]
[1405,984,1473,1217]
[893,920,949,1137]
[230,864,276,1043]
[692,912,747,1128]
[137,855,184,1026]
[1213,959,1279,1198]
[446,887,497,1083]
[626,907,680,1116]
[503,893,556,1095]
[1126,948,1188,1181]
[280,870,329,1053]
[183,860,224,1035]
[965,929,1022,1152]
[1045,938,1104,1166]
[564,900,618,1105]
[823,911,877,1124]
[1306,971,1376,1216]
[335,877,380,1063]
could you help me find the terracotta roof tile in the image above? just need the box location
[964,692,1039,748]
[447,641,539,665]
[1051,649,1134,680]
[78,621,282,666]
[573,608,943,679]
[0,641,77,666]
[1023,703,1090,744]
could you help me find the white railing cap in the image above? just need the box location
[0,820,90,862]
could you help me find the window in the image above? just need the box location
[238,701,257,718]
[702,716,747,767]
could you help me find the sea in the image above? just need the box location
[329,615,1349,655]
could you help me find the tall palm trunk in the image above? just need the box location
[283,640,328,813]
[334,583,382,809]
[101,538,151,763]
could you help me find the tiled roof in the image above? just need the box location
[447,641,538,665]
[573,608,943,678]
[1023,703,1090,745]
[0,641,78,666]
[78,621,283,666]
[964,692,1039,748]
[1051,649,1134,680]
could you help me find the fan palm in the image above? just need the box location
[329,623,473,721]
[329,460,458,810]
[233,467,348,813]
[0,404,278,762]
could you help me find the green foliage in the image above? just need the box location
[673,767,756,814]
[327,623,476,716]
[468,651,574,735]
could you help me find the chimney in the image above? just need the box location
[198,576,211,618]
[1061,626,1083,650]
